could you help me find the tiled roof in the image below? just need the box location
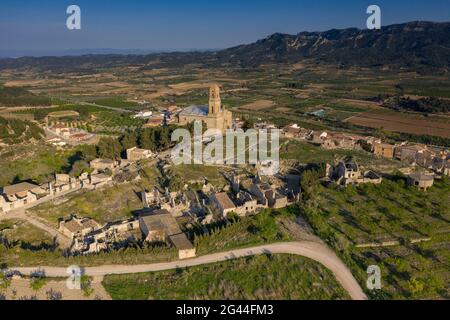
[213,192,236,210]
[169,233,194,250]
[180,105,209,116]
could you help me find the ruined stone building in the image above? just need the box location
[329,158,382,186]
[139,209,196,259]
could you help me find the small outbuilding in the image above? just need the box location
[407,173,434,191]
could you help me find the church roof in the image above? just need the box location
[180,105,209,116]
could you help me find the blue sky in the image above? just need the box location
[0,0,449,55]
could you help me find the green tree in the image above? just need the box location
[250,211,279,241]
[158,126,172,150]
[0,272,11,293]
[139,128,158,151]
[79,144,97,162]
[29,275,47,293]
[97,137,122,160]
[300,170,321,205]
[80,275,94,297]
[242,118,255,131]
[70,160,89,177]
[120,132,138,150]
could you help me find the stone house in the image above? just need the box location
[0,182,45,213]
[139,209,178,242]
[90,158,116,171]
[126,147,154,161]
[52,174,81,194]
[91,219,140,244]
[103,219,140,235]
[282,124,312,140]
[407,173,435,191]
[394,144,428,163]
[89,173,113,189]
[248,182,288,209]
[69,217,141,254]
[59,216,102,240]
[139,209,195,259]
[142,188,190,216]
[432,158,450,176]
[310,132,356,150]
[331,158,382,186]
[210,192,236,216]
[326,133,357,150]
[184,190,204,215]
[373,142,395,159]
[310,131,329,145]
[332,159,361,185]
[169,233,196,260]
[142,187,163,207]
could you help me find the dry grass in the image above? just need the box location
[2,278,111,300]
[337,99,380,108]
[0,219,53,245]
[240,99,275,110]
[276,107,292,112]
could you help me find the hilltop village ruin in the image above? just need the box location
[1,85,449,259]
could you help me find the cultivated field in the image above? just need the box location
[346,109,450,138]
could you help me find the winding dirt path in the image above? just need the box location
[10,241,367,300]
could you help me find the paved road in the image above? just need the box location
[10,241,367,300]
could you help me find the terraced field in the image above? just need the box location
[346,109,450,138]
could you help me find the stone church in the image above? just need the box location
[177,84,232,132]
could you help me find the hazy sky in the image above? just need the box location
[0,0,449,55]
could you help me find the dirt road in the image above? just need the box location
[10,241,368,300]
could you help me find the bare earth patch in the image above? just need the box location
[2,278,111,300]
[169,81,213,91]
[337,99,381,108]
[276,107,292,113]
[240,99,275,110]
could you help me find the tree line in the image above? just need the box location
[93,125,179,160]
[384,95,450,114]
[0,86,52,107]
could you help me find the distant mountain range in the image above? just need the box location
[217,21,450,69]
[0,48,215,58]
[1,21,449,72]
[0,49,163,58]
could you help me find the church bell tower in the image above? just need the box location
[208,84,221,115]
